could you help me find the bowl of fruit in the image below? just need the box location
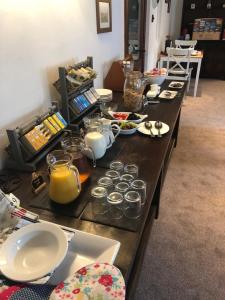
[144,68,167,85]
[112,121,137,135]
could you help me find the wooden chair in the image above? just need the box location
[166,47,193,91]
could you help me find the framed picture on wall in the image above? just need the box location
[167,0,171,13]
[96,0,112,33]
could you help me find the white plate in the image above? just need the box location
[168,81,184,89]
[159,90,177,100]
[0,223,68,282]
[108,111,148,124]
[44,224,121,285]
[137,121,170,136]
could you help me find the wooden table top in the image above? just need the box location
[11,80,186,285]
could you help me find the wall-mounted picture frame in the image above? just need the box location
[96,0,112,34]
[167,0,171,13]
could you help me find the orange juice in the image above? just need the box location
[49,165,80,204]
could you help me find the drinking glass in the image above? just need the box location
[109,160,124,174]
[105,170,120,184]
[83,113,102,129]
[131,180,147,206]
[91,186,108,215]
[107,192,123,219]
[98,176,114,194]
[120,173,134,184]
[124,164,139,178]
[115,181,130,195]
[123,190,142,219]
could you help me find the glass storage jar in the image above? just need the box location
[123,71,145,112]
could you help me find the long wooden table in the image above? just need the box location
[12,80,185,299]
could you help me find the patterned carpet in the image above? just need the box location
[134,79,225,300]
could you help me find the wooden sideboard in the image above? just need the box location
[5,80,186,299]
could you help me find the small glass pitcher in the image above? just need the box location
[61,137,96,184]
[123,71,145,112]
[47,150,81,204]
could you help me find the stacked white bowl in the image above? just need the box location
[95,89,113,103]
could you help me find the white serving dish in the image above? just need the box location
[144,74,166,85]
[168,81,184,89]
[158,90,178,100]
[0,223,68,282]
[45,224,121,285]
[137,121,170,136]
[108,111,148,124]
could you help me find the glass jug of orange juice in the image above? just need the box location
[47,150,81,204]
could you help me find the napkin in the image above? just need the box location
[0,190,19,241]
[0,190,39,243]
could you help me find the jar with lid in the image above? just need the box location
[123,71,145,112]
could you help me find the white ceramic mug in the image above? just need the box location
[147,90,158,98]
[150,84,161,95]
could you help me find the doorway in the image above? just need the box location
[124,0,147,72]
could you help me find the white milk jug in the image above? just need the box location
[101,119,121,148]
[84,131,110,159]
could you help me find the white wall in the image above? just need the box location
[145,0,183,70]
[0,0,124,169]
[170,0,184,40]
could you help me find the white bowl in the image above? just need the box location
[95,89,112,98]
[145,74,166,85]
[120,127,137,135]
[0,223,68,282]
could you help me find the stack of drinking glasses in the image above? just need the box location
[91,161,147,220]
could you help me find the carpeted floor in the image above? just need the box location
[133,79,225,300]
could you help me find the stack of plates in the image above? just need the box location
[95,89,113,103]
